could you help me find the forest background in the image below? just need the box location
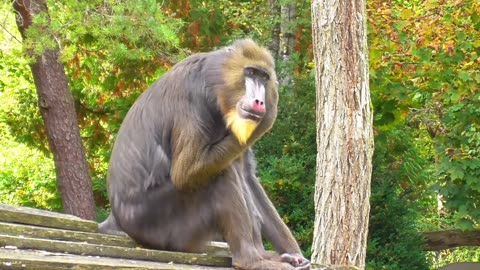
[1,0,479,269]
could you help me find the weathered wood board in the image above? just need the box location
[0,221,230,256]
[0,221,136,247]
[0,234,231,267]
[0,204,97,232]
[0,204,233,269]
[0,248,232,270]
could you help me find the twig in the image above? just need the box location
[0,23,22,44]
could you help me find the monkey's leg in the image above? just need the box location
[98,213,127,236]
[111,187,215,253]
[214,167,295,270]
[247,175,301,251]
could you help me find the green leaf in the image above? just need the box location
[456,31,466,41]
[394,20,408,31]
[447,166,464,180]
[472,12,480,24]
[467,159,480,170]
[474,73,480,83]
[412,47,432,62]
[458,71,472,82]
[457,218,474,230]
[451,103,465,112]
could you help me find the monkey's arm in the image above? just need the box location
[245,166,311,269]
[243,151,303,255]
[249,174,311,269]
[251,178,302,254]
[171,127,245,191]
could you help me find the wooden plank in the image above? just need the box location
[0,221,136,247]
[0,234,231,267]
[0,221,231,256]
[423,229,480,251]
[0,248,233,270]
[205,242,230,257]
[0,204,97,232]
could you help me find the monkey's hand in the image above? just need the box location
[280,253,311,270]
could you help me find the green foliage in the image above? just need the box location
[2,0,185,208]
[433,95,480,229]
[367,127,432,270]
[368,0,480,265]
[96,206,110,223]
[0,50,46,150]
[255,74,317,256]
[58,0,183,204]
[0,5,46,152]
[0,3,61,211]
[0,131,61,211]
[164,0,277,50]
[430,247,480,269]
[2,0,480,266]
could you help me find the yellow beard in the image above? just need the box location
[225,111,258,145]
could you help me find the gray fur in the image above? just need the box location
[100,40,310,270]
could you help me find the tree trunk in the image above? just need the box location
[311,0,373,268]
[279,3,295,61]
[277,2,296,86]
[267,0,280,57]
[13,0,96,220]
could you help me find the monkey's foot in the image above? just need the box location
[280,253,311,269]
[234,259,298,270]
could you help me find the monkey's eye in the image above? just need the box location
[244,67,270,82]
[244,67,255,77]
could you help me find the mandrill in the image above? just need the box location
[100,39,311,270]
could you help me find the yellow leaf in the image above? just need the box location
[473,40,480,48]
[399,8,414,20]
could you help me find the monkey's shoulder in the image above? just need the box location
[173,48,228,70]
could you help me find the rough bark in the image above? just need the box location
[423,229,480,251]
[13,0,96,220]
[311,0,373,268]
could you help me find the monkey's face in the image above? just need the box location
[226,66,274,145]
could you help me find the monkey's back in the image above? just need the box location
[106,48,229,200]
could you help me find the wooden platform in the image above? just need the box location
[0,204,232,269]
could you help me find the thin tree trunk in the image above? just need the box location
[277,2,295,86]
[268,0,280,57]
[279,4,295,61]
[13,0,96,220]
[311,0,373,268]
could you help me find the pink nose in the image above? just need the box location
[252,99,265,113]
